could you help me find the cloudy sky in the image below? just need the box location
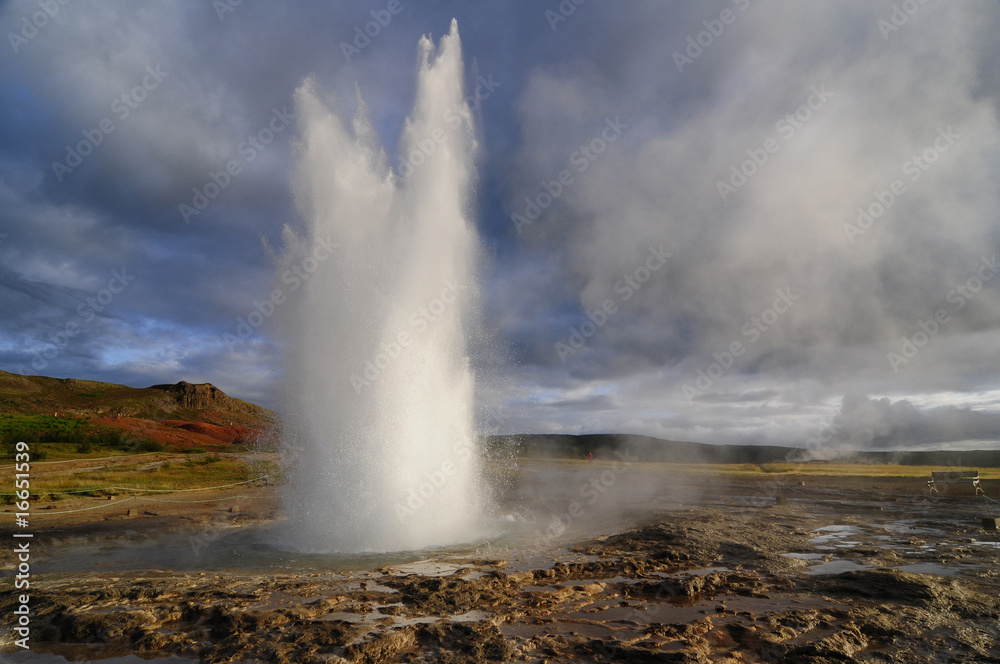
[2,1,999,451]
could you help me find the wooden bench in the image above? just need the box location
[928,470,984,496]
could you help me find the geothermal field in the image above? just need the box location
[4,4,1000,664]
[2,457,999,662]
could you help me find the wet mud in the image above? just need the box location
[2,473,999,663]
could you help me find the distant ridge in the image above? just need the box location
[487,433,1000,467]
[0,370,271,424]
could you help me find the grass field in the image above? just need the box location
[515,457,1000,479]
[0,413,89,439]
[2,442,147,462]
[7,453,997,505]
[0,413,163,460]
[1,453,280,501]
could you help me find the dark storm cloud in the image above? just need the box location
[1,1,998,448]
[0,0,550,402]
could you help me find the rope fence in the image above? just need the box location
[29,493,265,516]
[1,474,271,497]
[3,475,272,516]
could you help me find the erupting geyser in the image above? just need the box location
[276,20,486,553]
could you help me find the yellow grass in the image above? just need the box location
[510,457,1000,479]
[8,454,279,500]
[739,462,1000,479]
[13,455,995,504]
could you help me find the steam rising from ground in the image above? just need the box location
[500,3,1000,450]
[275,21,486,553]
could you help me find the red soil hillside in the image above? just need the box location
[83,417,261,450]
[162,421,257,444]
[0,370,275,450]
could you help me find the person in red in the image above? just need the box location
[588,451,593,463]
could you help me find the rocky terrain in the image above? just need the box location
[2,471,998,663]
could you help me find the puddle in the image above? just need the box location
[805,560,871,575]
[321,611,370,624]
[500,619,642,641]
[894,563,983,577]
[394,609,488,626]
[674,566,731,577]
[460,571,487,580]
[390,561,462,577]
[321,608,489,627]
[873,522,944,535]
[814,525,864,534]
[781,553,826,561]
[441,610,487,623]
[649,566,731,579]
[562,594,849,626]
[809,525,865,546]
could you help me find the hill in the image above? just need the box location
[487,433,1000,467]
[0,370,275,453]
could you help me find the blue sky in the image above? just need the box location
[2,1,1000,451]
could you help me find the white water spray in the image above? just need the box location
[276,20,485,553]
